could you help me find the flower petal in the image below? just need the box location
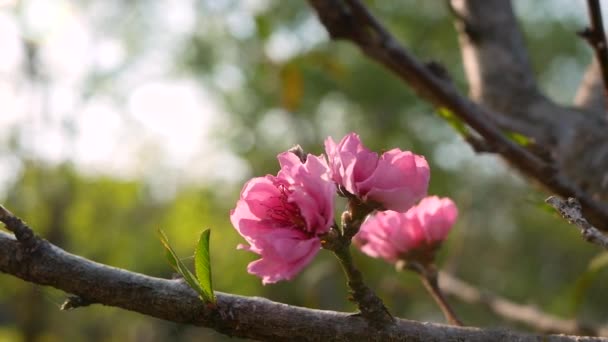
[247,236,321,284]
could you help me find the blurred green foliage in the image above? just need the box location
[1,1,607,341]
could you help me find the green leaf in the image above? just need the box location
[158,230,180,272]
[436,107,468,136]
[158,229,215,303]
[164,248,178,270]
[195,229,215,303]
[504,131,532,146]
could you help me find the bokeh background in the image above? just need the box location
[1,0,606,341]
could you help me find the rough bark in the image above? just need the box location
[450,0,608,209]
[0,231,605,341]
[547,196,608,250]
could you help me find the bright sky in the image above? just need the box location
[0,0,253,196]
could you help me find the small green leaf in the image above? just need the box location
[158,230,214,303]
[504,131,532,146]
[158,230,180,271]
[164,249,178,270]
[437,107,468,136]
[195,229,215,303]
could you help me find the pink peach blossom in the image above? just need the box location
[354,196,458,263]
[325,133,430,211]
[230,152,335,284]
[415,196,458,243]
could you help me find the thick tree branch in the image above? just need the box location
[306,0,608,231]
[450,0,540,119]
[0,211,605,341]
[449,0,567,146]
[440,272,608,336]
[448,0,608,221]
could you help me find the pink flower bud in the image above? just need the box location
[325,133,429,211]
[230,152,336,284]
[415,196,458,243]
[354,196,458,263]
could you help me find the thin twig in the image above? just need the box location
[439,271,606,336]
[580,0,608,104]
[306,0,608,231]
[397,261,463,326]
[60,295,94,311]
[0,205,39,248]
[546,196,608,250]
[419,274,462,325]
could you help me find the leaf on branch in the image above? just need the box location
[195,229,215,303]
[158,229,216,304]
[437,107,468,136]
[504,131,532,147]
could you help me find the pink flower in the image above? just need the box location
[325,133,430,212]
[354,196,458,263]
[230,152,335,284]
[415,196,458,243]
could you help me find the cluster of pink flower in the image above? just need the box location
[230,133,458,284]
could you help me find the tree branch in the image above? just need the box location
[575,59,606,113]
[579,0,608,107]
[447,0,608,222]
[449,0,541,121]
[449,0,569,149]
[0,205,38,248]
[0,209,605,341]
[439,272,608,336]
[306,0,608,231]
[546,196,608,251]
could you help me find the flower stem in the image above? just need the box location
[419,271,463,326]
[322,203,393,327]
[332,243,393,326]
[399,261,462,326]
